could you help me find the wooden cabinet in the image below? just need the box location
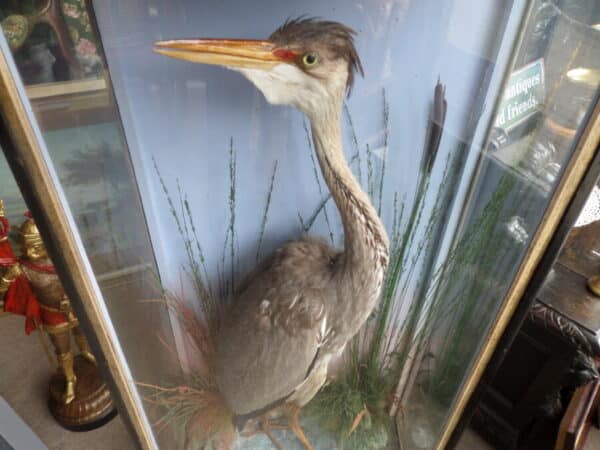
[471,221,600,449]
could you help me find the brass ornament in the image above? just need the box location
[49,355,115,428]
[18,218,45,250]
[0,207,114,429]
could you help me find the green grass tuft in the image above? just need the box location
[306,368,393,450]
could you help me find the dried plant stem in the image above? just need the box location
[136,381,207,396]
[256,160,278,261]
[344,102,362,184]
[228,139,237,291]
[153,158,215,325]
[377,89,389,216]
[366,143,374,199]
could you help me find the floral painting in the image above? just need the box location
[0,0,102,84]
[61,0,102,76]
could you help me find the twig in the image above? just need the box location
[256,160,278,261]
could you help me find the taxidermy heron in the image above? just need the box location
[155,18,389,450]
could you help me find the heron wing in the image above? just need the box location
[215,238,338,416]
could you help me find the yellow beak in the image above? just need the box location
[153,39,286,70]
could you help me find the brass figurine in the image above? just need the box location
[0,206,114,429]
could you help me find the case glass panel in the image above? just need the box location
[397,1,600,448]
[0,0,177,445]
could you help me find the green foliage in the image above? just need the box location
[151,143,280,448]
[154,82,518,450]
[304,86,454,448]
[153,142,279,336]
[306,369,393,450]
[153,157,218,332]
[421,174,519,405]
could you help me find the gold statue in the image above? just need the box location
[1,212,96,403]
[0,206,114,428]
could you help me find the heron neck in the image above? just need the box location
[309,106,389,277]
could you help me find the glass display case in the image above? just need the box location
[0,1,598,450]
[448,157,600,449]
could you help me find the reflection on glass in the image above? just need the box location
[567,67,600,87]
[0,155,27,228]
[0,0,177,442]
[0,0,102,84]
[505,216,530,245]
[397,1,599,448]
[43,123,152,272]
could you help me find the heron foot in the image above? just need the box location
[241,407,313,450]
[260,415,285,450]
[285,404,313,450]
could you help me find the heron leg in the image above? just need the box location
[286,405,313,450]
[261,414,285,450]
[239,417,261,438]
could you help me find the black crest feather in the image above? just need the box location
[269,17,364,95]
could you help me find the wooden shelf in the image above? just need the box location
[23,75,116,131]
[25,77,107,100]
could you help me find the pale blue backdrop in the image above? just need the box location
[92,0,512,304]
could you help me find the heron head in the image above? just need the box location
[154,18,363,117]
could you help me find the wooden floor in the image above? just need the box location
[0,314,135,450]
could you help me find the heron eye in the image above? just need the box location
[302,52,319,67]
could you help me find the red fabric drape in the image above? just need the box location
[0,217,15,267]
[3,274,68,334]
[0,215,67,334]
[4,274,41,334]
[19,258,56,274]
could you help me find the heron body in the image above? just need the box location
[155,18,390,447]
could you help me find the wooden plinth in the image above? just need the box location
[49,354,116,431]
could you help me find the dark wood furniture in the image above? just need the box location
[471,226,600,449]
[555,359,600,450]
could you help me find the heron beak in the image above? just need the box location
[153,39,291,70]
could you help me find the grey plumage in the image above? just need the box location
[154,18,390,448]
[215,19,388,422]
[216,237,337,419]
